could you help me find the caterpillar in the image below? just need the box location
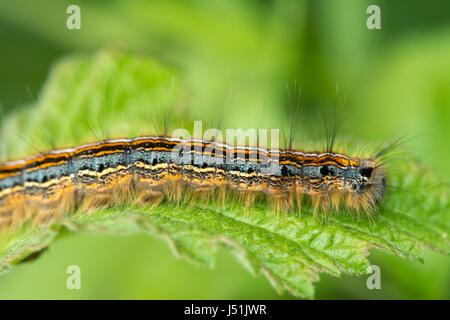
[0,130,390,233]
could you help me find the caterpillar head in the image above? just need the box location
[357,159,387,209]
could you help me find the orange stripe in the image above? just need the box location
[0,137,363,177]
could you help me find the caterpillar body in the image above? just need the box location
[0,134,388,232]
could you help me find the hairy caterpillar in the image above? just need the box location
[0,128,393,233]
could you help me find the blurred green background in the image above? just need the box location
[0,0,449,299]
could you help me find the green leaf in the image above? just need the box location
[0,50,448,299]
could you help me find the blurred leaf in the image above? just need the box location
[0,50,448,299]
